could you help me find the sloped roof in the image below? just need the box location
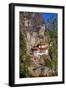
[31,43,49,51]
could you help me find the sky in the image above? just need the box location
[41,13,58,24]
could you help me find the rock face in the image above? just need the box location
[39,24,45,36]
[19,12,56,77]
[20,12,46,53]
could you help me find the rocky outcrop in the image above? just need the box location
[20,12,46,53]
[19,12,57,77]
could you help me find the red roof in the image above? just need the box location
[31,46,48,51]
[31,43,49,51]
[31,47,39,50]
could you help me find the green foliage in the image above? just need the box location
[25,54,32,66]
[20,63,27,77]
[20,31,31,77]
[46,16,58,74]
[20,31,27,62]
[49,46,57,71]
[45,59,52,68]
[48,29,58,73]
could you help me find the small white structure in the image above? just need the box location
[31,43,49,57]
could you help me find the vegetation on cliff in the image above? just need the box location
[19,12,58,77]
